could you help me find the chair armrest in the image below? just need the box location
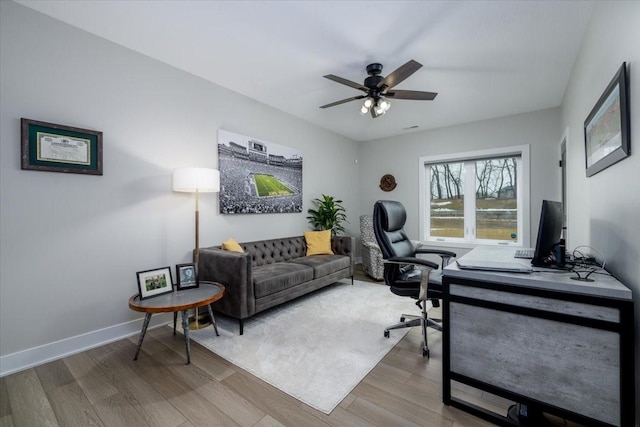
[362,241,381,252]
[415,248,456,268]
[384,257,436,301]
[386,256,438,270]
[415,248,456,258]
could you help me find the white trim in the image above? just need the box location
[559,126,569,245]
[419,156,427,241]
[420,145,528,164]
[464,162,476,238]
[0,313,172,377]
[419,240,477,250]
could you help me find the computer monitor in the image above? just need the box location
[531,200,564,267]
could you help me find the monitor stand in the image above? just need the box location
[531,243,566,269]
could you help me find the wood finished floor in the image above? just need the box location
[1,265,502,427]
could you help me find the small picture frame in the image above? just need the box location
[136,267,174,300]
[21,118,103,175]
[176,263,199,290]
[584,62,630,177]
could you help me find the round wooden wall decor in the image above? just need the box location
[379,174,397,192]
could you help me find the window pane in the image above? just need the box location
[430,162,464,238]
[475,158,518,241]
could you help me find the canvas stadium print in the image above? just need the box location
[218,129,303,214]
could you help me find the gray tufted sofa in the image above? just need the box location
[198,235,355,334]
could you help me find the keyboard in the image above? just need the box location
[514,249,534,259]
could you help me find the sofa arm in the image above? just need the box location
[198,247,255,320]
[331,235,355,275]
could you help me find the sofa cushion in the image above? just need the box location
[253,262,314,298]
[289,255,350,279]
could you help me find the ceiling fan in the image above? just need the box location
[320,60,437,118]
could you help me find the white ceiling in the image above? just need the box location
[17,0,594,142]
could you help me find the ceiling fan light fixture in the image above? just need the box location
[378,98,391,112]
[321,60,436,118]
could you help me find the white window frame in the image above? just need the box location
[419,145,530,249]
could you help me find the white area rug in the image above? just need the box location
[187,279,417,414]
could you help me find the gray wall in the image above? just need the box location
[560,1,640,418]
[357,107,562,256]
[2,2,639,414]
[0,2,359,369]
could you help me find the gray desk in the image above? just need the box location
[442,246,634,426]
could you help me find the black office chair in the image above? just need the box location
[373,200,456,357]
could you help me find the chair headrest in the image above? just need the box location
[376,200,407,232]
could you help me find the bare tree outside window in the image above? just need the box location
[428,156,518,242]
[475,158,518,240]
[430,162,464,238]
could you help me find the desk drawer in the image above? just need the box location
[449,284,620,323]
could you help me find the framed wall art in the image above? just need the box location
[136,267,173,300]
[21,118,103,175]
[584,62,630,177]
[176,263,198,290]
[217,129,303,214]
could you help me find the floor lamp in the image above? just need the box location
[173,167,220,329]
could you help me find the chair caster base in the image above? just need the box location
[384,330,390,338]
[423,347,430,358]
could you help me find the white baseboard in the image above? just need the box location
[0,313,172,378]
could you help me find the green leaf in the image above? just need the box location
[306,194,349,235]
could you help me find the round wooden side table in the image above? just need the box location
[128,282,225,364]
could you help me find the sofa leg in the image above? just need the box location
[351,275,354,285]
[239,319,244,335]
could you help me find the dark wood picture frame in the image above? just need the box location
[176,263,199,290]
[21,118,103,175]
[584,62,630,177]
[136,267,174,300]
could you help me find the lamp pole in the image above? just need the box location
[172,167,220,330]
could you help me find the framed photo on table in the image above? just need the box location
[136,267,174,300]
[21,118,103,175]
[176,263,199,290]
[584,62,630,177]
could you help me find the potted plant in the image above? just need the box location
[307,194,347,235]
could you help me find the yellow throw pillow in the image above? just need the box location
[304,230,334,256]
[222,237,244,253]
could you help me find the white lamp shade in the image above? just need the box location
[172,167,220,193]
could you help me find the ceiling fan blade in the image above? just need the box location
[323,74,368,92]
[377,60,423,90]
[386,90,438,100]
[319,95,365,109]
